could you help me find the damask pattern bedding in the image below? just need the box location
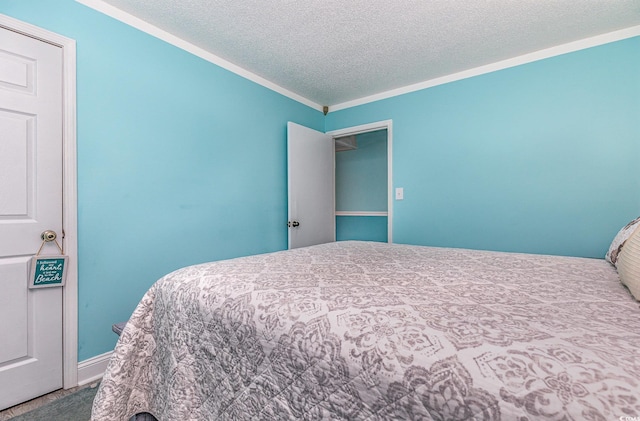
[92,241,640,420]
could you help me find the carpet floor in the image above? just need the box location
[6,385,98,421]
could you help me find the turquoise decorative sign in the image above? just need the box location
[30,256,68,289]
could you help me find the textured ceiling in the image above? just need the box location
[98,0,640,107]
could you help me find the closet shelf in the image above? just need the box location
[335,211,388,217]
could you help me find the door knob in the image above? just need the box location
[287,221,300,228]
[41,230,57,242]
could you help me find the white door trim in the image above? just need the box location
[0,14,78,389]
[327,120,393,243]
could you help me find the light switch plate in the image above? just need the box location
[395,187,404,200]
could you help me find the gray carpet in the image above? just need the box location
[7,385,159,421]
[8,386,98,421]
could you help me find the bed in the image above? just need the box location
[92,240,640,420]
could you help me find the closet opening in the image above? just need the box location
[334,128,389,243]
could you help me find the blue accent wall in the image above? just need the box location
[1,0,324,361]
[327,37,640,258]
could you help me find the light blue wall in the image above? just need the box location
[327,37,640,258]
[0,0,324,361]
[336,216,387,242]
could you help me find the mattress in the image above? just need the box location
[92,241,640,420]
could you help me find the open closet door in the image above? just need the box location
[287,122,335,249]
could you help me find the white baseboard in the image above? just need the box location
[77,351,113,386]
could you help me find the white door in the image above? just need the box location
[0,27,64,410]
[287,122,335,249]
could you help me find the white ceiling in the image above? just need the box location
[92,0,640,107]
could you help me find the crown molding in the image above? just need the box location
[330,25,640,112]
[75,0,324,112]
[74,1,639,114]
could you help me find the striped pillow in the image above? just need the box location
[617,225,640,301]
[606,216,640,267]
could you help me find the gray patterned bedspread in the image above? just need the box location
[92,241,640,420]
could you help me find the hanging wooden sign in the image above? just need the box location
[30,255,68,289]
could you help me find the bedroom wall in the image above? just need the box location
[326,36,640,258]
[0,1,324,361]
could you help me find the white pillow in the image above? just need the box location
[617,225,640,301]
[606,216,640,267]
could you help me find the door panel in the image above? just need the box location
[0,47,36,94]
[287,122,335,249]
[0,110,33,217]
[0,26,64,410]
[0,258,29,363]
